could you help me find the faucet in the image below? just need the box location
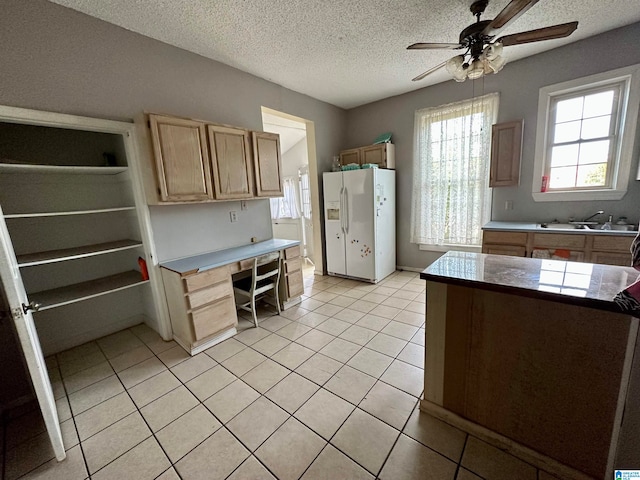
[583,210,604,222]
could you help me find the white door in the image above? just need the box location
[344,170,376,281]
[0,206,65,460]
[323,172,346,275]
[299,167,314,264]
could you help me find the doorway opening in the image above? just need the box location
[261,107,323,274]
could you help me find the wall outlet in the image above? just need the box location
[241,200,248,211]
[229,211,238,222]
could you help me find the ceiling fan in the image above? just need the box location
[408,0,578,82]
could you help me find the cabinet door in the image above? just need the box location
[252,132,283,197]
[360,144,393,168]
[0,211,65,460]
[149,114,213,201]
[591,251,632,266]
[340,148,360,167]
[207,125,254,199]
[490,120,523,187]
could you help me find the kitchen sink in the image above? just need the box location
[538,223,637,232]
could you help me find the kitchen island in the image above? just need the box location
[420,252,640,479]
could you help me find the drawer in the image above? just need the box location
[184,265,229,292]
[191,295,236,341]
[286,270,304,298]
[532,233,586,249]
[482,245,526,257]
[284,257,301,274]
[284,245,300,259]
[187,280,232,310]
[592,235,633,252]
[483,231,527,245]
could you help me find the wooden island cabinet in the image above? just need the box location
[420,252,640,479]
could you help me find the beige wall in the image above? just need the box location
[0,0,346,263]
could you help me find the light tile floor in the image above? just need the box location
[1,269,560,480]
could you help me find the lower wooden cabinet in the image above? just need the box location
[482,229,634,266]
[161,265,237,354]
[280,246,304,307]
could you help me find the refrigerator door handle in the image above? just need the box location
[339,186,345,234]
[344,187,349,235]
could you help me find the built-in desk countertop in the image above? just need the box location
[158,238,304,357]
[160,238,300,274]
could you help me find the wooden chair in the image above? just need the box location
[233,253,282,328]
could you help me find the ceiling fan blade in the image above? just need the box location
[407,42,461,50]
[412,62,447,82]
[497,21,578,46]
[483,0,540,36]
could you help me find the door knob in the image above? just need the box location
[22,301,41,314]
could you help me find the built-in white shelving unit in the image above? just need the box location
[17,239,143,267]
[0,118,157,354]
[0,163,128,175]
[4,206,137,219]
[31,271,149,311]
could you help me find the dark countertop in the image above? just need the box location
[421,251,639,314]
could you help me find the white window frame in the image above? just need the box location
[532,64,640,202]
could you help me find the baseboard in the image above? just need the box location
[174,327,237,356]
[395,265,424,273]
[419,399,595,480]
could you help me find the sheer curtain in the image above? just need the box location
[270,177,300,220]
[410,92,499,247]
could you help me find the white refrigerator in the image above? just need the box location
[323,169,395,283]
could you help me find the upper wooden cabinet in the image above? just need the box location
[339,148,360,166]
[339,143,395,169]
[490,120,523,187]
[252,131,284,197]
[207,124,254,199]
[145,113,283,203]
[149,114,213,201]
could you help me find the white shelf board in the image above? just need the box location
[4,206,136,219]
[30,270,148,311]
[17,239,143,267]
[0,163,127,175]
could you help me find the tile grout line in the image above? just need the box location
[20,273,426,480]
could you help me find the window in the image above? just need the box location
[270,177,300,219]
[532,64,640,202]
[411,92,499,249]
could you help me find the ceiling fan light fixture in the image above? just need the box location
[446,55,468,81]
[467,59,485,80]
[487,55,507,73]
[445,55,465,74]
[484,42,503,60]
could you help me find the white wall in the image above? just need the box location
[345,23,640,269]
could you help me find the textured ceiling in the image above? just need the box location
[48,0,640,109]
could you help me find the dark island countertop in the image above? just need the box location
[421,251,639,314]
